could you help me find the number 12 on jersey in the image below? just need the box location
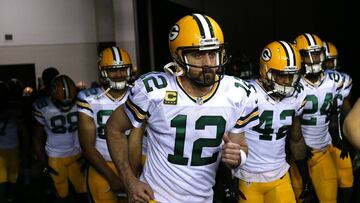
[168,115,225,166]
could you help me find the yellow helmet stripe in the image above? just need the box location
[192,14,214,39]
[279,41,296,67]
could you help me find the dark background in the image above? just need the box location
[136,0,358,103]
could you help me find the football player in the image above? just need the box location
[77,46,137,203]
[290,33,344,203]
[32,75,86,203]
[232,41,307,203]
[0,81,28,203]
[323,41,354,203]
[105,13,259,203]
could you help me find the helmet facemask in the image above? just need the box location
[52,97,76,112]
[100,64,132,90]
[98,47,132,91]
[50,75,77,112]
[174,44,229,87]
[323,41,339,70]
[264,69,300,97]
[324,57,338,70]
[300,48,325,75]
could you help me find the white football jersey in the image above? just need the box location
[32,97,80,157]
[124,72,259,203]
[337,71,352,106]
[77,87,130,161]
[301,70,344,150]
[235,79,307,182]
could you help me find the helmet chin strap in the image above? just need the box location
[95,81,131,101]
[163,62,184,76]
[95,87,111,100]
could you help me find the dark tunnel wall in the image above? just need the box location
[137,0,358,102]
[205,0,358,102]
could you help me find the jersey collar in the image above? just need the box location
[175,75,220,105]
[100,87,127,102]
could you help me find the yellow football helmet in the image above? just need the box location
[323,41,338,70]
[98,47,132,90]
[294,33,325,75]
[50,75,77,111]
[167,13,228,85]
[260,41,301,97]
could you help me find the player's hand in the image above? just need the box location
[43,165,59,176]
[340,138,352,159]
[299,181,317,203]
[222,134,243,168]
[126,176,154,203]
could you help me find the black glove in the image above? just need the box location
[215,162,246,203]
[238,189,247,201]
[340,137,352,159]
[295,159,317,203]
[329,125,342,149]
[42,165,59,176]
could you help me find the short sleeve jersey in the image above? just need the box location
[300,70,344,150]
[124,72,259,203]
[236,79,307,182]
[77,87,130,161]
[32,97,80,157]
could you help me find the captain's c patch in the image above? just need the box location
[164,91,177,105]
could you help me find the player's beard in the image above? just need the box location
[189,67,216,87]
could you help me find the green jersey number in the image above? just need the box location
[50,112,78,134]
[234,77,254,97]
[253,110,294,141]
[142,75,168,93]
[96,110,113,139]
[302,93,333,125]
[168,115,225,166]
[328,72,341,83]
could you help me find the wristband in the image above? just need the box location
[239,149,247,167]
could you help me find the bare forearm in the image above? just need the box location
[106,128,136,183]
[128,125,145,175]
[289,116,307,160]
[33,137,47,164]
[82,146,119,181]
[289,136,307,160]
